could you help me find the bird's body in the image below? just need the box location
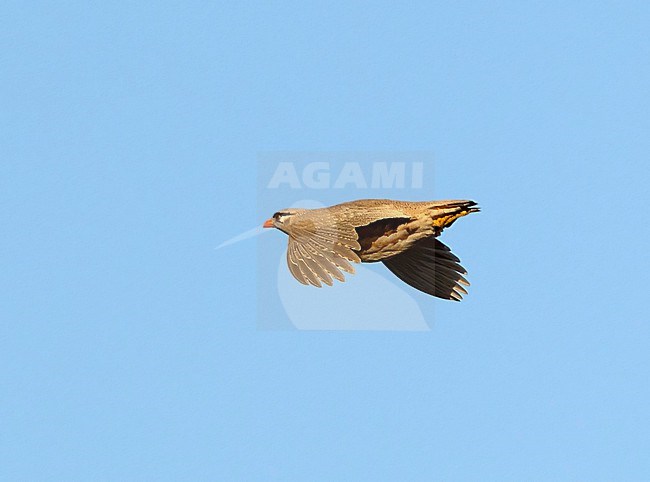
[263,199,479,301]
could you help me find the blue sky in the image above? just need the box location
[2,1,649,480]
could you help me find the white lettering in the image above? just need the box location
[333,162,367,189]
[371,162,406,188]
[302,162,330,189]
[267,162,301,189]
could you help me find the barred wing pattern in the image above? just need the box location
[286,211,361,287]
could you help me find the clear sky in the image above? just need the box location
[2,1,649,480]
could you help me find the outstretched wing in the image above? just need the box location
[285,211,361,287]
[382,238,471,301]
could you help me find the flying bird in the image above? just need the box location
[263,199,479,301]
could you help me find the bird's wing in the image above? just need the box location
[382,238,471,301]
[285,212,361,287]
[329,201,415,229]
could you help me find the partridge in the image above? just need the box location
[263,199,479,301]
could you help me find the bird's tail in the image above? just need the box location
[428,200,480,230]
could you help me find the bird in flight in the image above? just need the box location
[263,199,479,301]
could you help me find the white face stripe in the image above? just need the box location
[274,209,300,224]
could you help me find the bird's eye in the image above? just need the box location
[273,212,289,223]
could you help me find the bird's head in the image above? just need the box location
[262,208,306,233]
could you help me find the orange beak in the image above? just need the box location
[263,218,274,228]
